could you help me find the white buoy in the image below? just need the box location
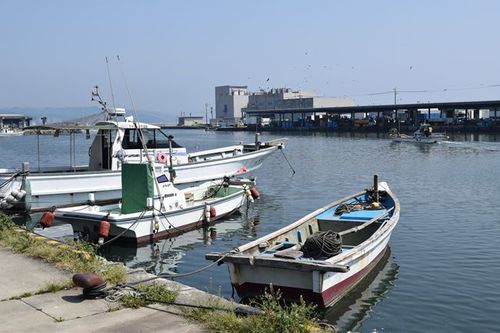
[146,197,154,209]
[88,193,95,204]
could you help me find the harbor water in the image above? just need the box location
[2,130,500,332]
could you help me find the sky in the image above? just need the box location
[2,0,500,117]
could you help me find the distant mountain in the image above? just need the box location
[0,107,178,125]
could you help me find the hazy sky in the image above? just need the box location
[2,0,500,116]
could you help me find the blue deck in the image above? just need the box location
[317,205,388,222]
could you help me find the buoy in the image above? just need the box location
[5,194,16,204]
[153,215,160,232]
[39,211,55,228]
[210,206,216,218]
[244,187,254,203]
[209,227,217,240]
[204,204,211,223]
[156,151,168,163]
[98,220,110,238]
[11,189,26,200]
[250,187,260,200]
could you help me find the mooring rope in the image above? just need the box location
[301,230,342,259]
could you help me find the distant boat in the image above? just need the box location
[55,163,259,244]
[0,127,23,136]
[0,88,285,213]
[207,176,400,307]
[391,133,439,144]
[389,124,448,144]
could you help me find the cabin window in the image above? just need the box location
[122,129,183,149]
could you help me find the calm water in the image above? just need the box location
[2,130,500,332]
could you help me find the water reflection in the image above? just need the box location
[98,208,261,275]
[324,248,399,333]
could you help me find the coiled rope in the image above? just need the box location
[301,230,342,259]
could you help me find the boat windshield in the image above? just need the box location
[122,129,183,149]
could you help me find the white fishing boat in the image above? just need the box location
[0,88,284,213]
[54,163,258,244]
[206,176,400,307]
[0,127,24,136]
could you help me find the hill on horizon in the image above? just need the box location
[0,106,178,125]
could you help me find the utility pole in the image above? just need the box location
[394,88,398,122]
[205,103,208,125]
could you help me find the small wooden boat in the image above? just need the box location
[206,176,400,307]
[55,163,258,244]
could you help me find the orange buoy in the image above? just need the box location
[250,187,260,200]
[98,220,111,238]
[39,211,55,228]
[210,206,217,218]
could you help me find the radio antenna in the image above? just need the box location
[105,56,118,120]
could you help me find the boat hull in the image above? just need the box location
[230,221,396,307]
[234,246,389,306]
[55,187,248,244]
[392,137,438,144]
[0,146,276,213]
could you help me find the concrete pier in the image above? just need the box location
[0,247,210,333]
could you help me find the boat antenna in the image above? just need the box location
[91,85,109,117]
[115,55,167,206]
[105,56,118,120]
[116,55,139,121]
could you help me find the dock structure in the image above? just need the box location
[245,99,500,132]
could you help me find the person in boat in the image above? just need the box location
[419,123,433,138]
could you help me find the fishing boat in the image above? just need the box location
[0,127,24,136]
[54,163,259,244]
[206,176,400,307]
[0,87,284,213]
[391,133,439,144]
[390,123,448,144]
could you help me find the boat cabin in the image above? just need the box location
[88,120,187,171]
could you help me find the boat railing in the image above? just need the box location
[188,145,243,157]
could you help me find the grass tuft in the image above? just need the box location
[188,291,336,333]
[0,213,127,285]
[121,283,177,309]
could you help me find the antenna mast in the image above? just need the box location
[106,56,118,121]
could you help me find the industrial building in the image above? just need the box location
[214,85,354,126]
[215,86,249,126]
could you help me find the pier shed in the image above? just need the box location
[245,99,500,130]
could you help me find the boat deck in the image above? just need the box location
[253,198,389,262]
